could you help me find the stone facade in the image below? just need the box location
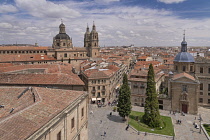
[128,69,165,107]
[168,73,199,114]
[195,57,210,106]
[80,62,128,103]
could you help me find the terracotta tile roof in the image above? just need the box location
[0,54,56,62]
[128,68,164,82]
[157,65,169,70]
[0,87,36,120]
[135,61,161,66]
[0,46,48,50]
[0,63,14,67]
[0,63,73,75]
[137,56,148,59]
[83,65,119,79]
[0,87,86,140]
[172,72,195,81]
[0,73,84,86]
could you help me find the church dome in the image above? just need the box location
[55,33,70,40]
[181,40,187,45]
[59,23,65,28]
[174,52,195,62]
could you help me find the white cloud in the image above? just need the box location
[0,4,18,13]
[94,0,120,4]
[0,23,13,29]
[158,0,186,4]
[0,0,210,47]
[15,0,80,18]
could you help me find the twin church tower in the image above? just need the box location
[52,21,99,58]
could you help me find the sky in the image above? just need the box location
[0,0,210,47]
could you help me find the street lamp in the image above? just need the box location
[199,114,203,134]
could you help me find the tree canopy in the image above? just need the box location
[142,64,161,128]
[117,74,132,119]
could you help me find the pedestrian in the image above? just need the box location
[180,120,182,124]
[145,132,147,136]
[100,120,102,124]
[110,112,112,116]
[104,131,106,137]
[125,124,129,131]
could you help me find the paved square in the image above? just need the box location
[88,105,210,140]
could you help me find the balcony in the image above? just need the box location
[101,88,106,92]
[91,90,96,93]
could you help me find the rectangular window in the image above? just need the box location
[133,85,138,88]
[81,107,84,118]
[190,66,193,71]
[208,84,210,91]
[200,67,203,73]
[200,92,203,95]
[98,80,100,84]
[102,92,105,95]
[209,68,210,74]
[92,93,95,96]
[64,53,67,57]
[71,117,75,129]
[158,100,163,104]
[98,86,100,90]
[182,66,186,71]
[57,131,61,140]
[97,92,100,97]
[182,85,187,92]
[208,99,210,104]
[200,83,203,90]
[208,93,210,96]
[199,98,203,103]
[175,65,178,70]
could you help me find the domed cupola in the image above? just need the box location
[53,21,73,49]
[174,31,194,62]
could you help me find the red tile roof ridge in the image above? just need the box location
[172,72,195,81]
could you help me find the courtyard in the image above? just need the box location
[88,105,210,140]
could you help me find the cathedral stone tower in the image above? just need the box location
[53,22,73,49]
[84,22,100,58]
[173,31,195,74]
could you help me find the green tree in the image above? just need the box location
[117,74,132,120]
[143,64,161,128]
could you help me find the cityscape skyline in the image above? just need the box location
[0,0,210,47]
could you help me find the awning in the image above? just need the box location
[97,98,102,100]
[92,98,96,101]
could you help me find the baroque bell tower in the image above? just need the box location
[84,22,100,58]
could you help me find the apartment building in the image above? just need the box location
[128,68,165,107]
[80,61,128,103]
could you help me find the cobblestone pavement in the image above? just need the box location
[88,105,210,140]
